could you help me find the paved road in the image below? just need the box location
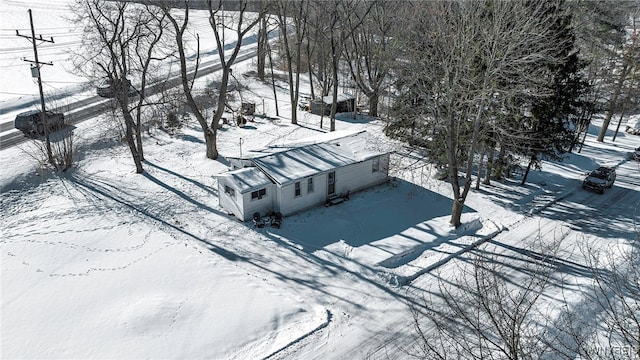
[0,47,257,151]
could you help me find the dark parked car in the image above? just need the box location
[582,166,616,194]
[632,147,640,161]
[14,110,65,137]
[96,77,137,98]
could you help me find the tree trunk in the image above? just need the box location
[369,93,379,117]
[135,116,144,161]
[330,77,338,131]
[483,146,495,185]
[612,70,635,142]
[257,17,267,81]
[450,196,464,228]
[278,10,298,125]
[495,145,506,181]
[306,40,315,100]
[597,62,628,142]
[268,40,279,117]
[475,150,485,190]
[446,110,463,228]
[521,157,534,186]
[204,129,218,159]
[578,116,590,153]
[612,105,627,142]
[208,68,231,160]
[292,20,304,126]
[329,34,339,132]
[123,112,144,174]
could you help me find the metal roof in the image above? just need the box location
[216,167,273,193]
[252,131,384,186]
[220,130,388,187]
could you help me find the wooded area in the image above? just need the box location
[71,0,639,228]
[62,2,640,358]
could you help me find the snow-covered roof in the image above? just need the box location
[251,131,386,186]
[216,167,273,193]
[321,93,355,105]
[329,131,383,162]
[230,130,380,160]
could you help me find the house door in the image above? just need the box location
[327,171,335,195]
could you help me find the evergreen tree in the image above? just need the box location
[517,1,590,185]
[386,0,589,226]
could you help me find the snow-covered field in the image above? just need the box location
[2,1,640,359]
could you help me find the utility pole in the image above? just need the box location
[16,9,55,165]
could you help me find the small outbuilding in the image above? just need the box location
[216,130,390,222]
[309,93,356,116]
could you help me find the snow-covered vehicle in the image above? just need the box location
[96,77,137,98]
[14,109,65,137]
[625,116,640,135]
[582,166,616,194]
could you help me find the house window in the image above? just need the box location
[294,181,301,197]
[224,185,235,198]
[307,177,314,193]
[251,188,266,200]
[372,157,380,173]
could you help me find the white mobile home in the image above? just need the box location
[217,167,275,221]
[216,131,390,221]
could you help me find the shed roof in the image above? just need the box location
[216,167,273,193]
[321,93,355,105]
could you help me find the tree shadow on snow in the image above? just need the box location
[68,172,242,262]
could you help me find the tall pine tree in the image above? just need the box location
[517,0,590,185]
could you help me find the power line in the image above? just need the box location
[15,8,56,159]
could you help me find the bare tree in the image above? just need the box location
[305,2,332,100]
[275,0,309,125]
[307,0,373,131]
[388,1,575,227]
[567,1,633,150]
[587,243,640,359]
[411,242,557,359]
[342,0,399,118]
[71,0,169,173]
[597,4,640,142]
[256,13,269,81]
[162,0,267,160]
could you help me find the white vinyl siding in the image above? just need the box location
[332,155,389,196]
[275,155,389,217]
[307,177,314,193]
[217,132,391,221]
[278,177,324,216]
[241,188,275,221]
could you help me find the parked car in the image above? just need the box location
[14,110,65,137]
[96,77,137,98]
[582,166,616,194]
[632,146,640,161]
[626,116,640,135]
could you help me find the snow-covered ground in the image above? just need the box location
[2,1,640,359]
[1,0,89,107]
